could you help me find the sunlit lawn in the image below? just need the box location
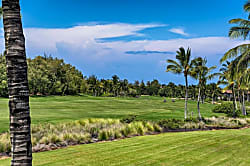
[1,128,250,166]
[0,95,219,133]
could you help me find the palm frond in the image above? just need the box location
[229,26,250,39]
[207,66,217,72]
[244,1,250,12]
[244,0,250,19]
[237,49,250,70]
[0,8,2,20]
[166,65,182,74]
[166,59,182,69]
[220,44,250,63]
[229,18,250,26]
[207,72,220,80]
[217,80,228,86]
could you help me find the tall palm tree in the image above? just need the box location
[220,1,250,116]
[192,57,218,120]
[219,61,238,117]
[232,56,249,115]
[166,47,193,119]
[220,0,250,83]
[2,0,32,165]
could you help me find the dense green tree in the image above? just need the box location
[139,81,146,95]
[87,75,100,96]
[112,75,120,96]
[26,55,86,96]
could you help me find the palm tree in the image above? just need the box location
[220,0,249,84]
[219,61,238,117]
[220,1,250,116]
[166,47,194,119]
[192,57,218,120]
[2,0,32,165]
[232,56,249,115]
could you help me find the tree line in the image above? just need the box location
[0,53,223,101]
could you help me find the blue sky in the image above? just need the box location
[1,0,249,84]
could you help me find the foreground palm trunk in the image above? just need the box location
[2,0,32,165]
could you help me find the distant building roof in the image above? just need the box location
[222,90,232,94]
[222,90,250,94]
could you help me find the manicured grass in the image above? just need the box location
[1,128,250,166]
[0,95,219,133]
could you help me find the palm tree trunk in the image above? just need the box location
[197,86,202,120]
[234,88,238,110]
[2,0,32,165]
[247,92,250,102]
[232,86,236,117]
[212,93,215,104]
[238,88,241,109]
[184,75,188,119]
[242,91,246,116]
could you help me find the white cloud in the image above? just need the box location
[169,28,189,36]
[22,23,165,54]
[0,23,248,82]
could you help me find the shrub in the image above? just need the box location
[181,122,206,129]
[227,109,241,118]
[212,103,233,114]
[185,117,200,123]
[212,102,242,117]
[158,119,184,129]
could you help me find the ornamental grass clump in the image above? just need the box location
[0,118,161,153]
[204,117,249,128]
[0,133,11,153]
[98,130,109,141]
[133,122,147,135]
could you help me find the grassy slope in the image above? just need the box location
[1,128,250,166]
[0,96,219,133]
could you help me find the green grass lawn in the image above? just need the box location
[0,95,219,133]
[1,128,249,166]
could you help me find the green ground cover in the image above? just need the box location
[1,128,249,166]
[0,96,219,133]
